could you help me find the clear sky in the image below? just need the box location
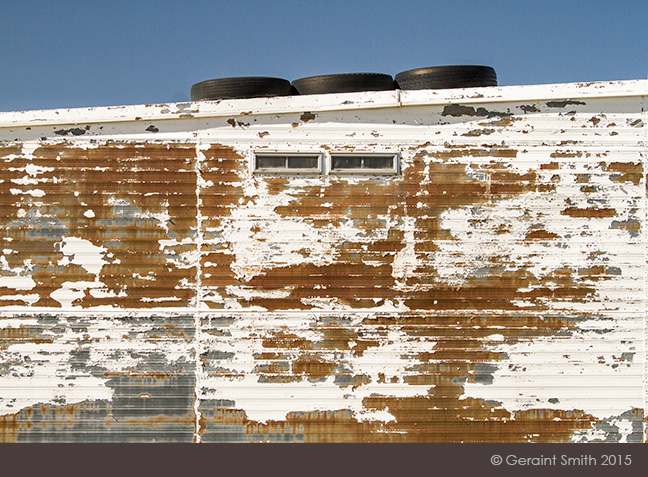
[1,0,646,112]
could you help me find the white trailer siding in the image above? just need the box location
[0,80,645,442]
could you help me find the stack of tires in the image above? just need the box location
[189,65,497,101]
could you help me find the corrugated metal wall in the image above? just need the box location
[0,81,645,442]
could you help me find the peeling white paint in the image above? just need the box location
[392,216,417,281]
[218,179,340,282]
[57,237,108,276]
[197,312,437,423]
[461,326,643,419]
[50,281,105,308]
[0,276,36,291]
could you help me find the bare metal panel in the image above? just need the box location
[0,80,646,442]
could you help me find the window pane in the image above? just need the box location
[287,156,319,169]
[332,156,362,169]
[331,155,395,171]
[257,156,287,169]
[363,156,394,169]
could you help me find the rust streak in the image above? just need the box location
[561,207,616,218]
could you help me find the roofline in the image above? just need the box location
[0,79,646,129]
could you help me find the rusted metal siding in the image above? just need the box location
[0,80,645,442]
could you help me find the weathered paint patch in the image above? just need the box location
[0,143,198,309]
[0,312,195,441]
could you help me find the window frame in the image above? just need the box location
[250,150,401,176]
[251,151,324,175]
[328,152,400,176]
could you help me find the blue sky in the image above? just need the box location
[1,0,646,112]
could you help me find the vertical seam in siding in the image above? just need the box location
[643,94,648,443]
[193,140,205,443]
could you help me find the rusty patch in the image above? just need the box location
[561,207,616,218]
[442,105,512,118]
[550,150,581,158]
[0,143,198,308]
[602,161,643,185]
[483,117,516,127]
[226,119,250,128]
[525,228,561,240]
[0,399,196,442]
[54,126,90,136]
[519,105,540,113]
[462,128,495,137]
[433,147,518,159]
[0,326,53,349]
[545,100,586,108]
[0,412,19,443]
[102,371,184,381]
[292,356,337,381]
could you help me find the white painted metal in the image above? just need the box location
[0,79,645,442]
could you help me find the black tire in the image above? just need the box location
[291,73,395,95]
[395,65,497,90]
[190,77,293,101]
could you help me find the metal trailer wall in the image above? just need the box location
[0,80,645,442]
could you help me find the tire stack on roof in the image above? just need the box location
[189,65,498,101]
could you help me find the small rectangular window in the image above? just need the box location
[254,154,321,174]
[330,154,398,174]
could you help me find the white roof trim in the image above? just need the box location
[0,79,646,129]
